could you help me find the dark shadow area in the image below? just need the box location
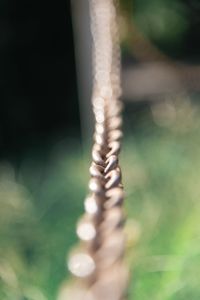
[0,0,80,162]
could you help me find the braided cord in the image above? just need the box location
[67,1,128,299]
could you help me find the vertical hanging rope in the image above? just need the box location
[67,1,128,299]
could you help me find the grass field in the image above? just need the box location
[1,99,200,299]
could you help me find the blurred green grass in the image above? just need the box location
[1,98,200,299]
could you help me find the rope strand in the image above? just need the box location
[67,1,128,299]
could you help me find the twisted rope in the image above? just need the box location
[67,1,128,299]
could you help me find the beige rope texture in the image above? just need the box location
[67,0,128,299]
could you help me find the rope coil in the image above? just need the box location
[67,1,128,299]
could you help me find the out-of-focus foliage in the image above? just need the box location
[0,143,87,300]
[123,97,200,299]
[119,0,200,58]
[134,1,188,50]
